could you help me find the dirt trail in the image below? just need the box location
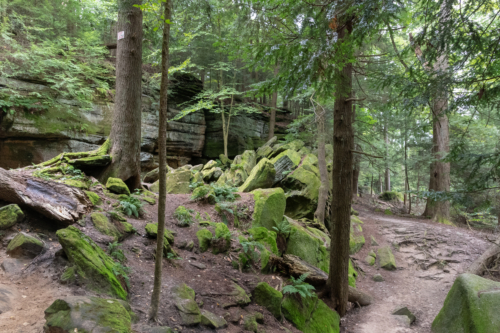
[342,208,491,333]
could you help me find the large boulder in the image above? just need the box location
[201,167,223,183]
[270,149,302,185]
[269,139,305,159]
[253,282,283,320]
[284,218,330,273]
[91,212,124,240]
[251,188,286,230]
[216,167,248,187]
[44,296,134,333]
[282,294,340,333]
[106,177,130,196]
[432,273,500,333]
[0,204,24,229]
[56,226,128,300]
[151,168,191,194]
[238,158,276,192]
[172,283,201,326]
[142,165,172,183]
[6,232,45,258]
[235,150,257,175]
[280,166,321,219]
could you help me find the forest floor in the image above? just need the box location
[0,193,498,333]
[342,197,495,333]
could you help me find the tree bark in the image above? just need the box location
[99,0,143,190]
[326,18,354,317]
[149,0,171,321]
[267,66,279,140]
[313,98,328,225]
[0,168,90,224]
[352,144,360,198]
[384,122,390,192]
[466,235,500,276]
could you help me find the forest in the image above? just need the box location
[0,0,499,332]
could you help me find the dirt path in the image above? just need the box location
[342,208,491,333]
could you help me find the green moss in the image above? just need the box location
[253,282,283,319]
[348,259,358,288]
[384,209,393,215]
[172,283,201,326]
[140,196,156,205]
[282,166,321,219]
[6,232,44,257]
[109,211,127,222]
[0,204,24,229]
[248,227,279,255]
[349,233,365,255]
[432,273,500,333]
[270,149,302,166]
[238,158,276,192]
[85,191,102,206]
[56,226,128,300]
[282,295,339,333]
[144,223,176,256]
[121,222,135,233]
[44,296,132,333]
[63,179,89,189]
[378,246,397,270]
[243,312,264,332]
[251,188,286,230]
[106,177,130,195]
[196,229,213,252]
[91,213,122,240]
[69,155,111,168]
[379,191,404,201]
[60,266,76,284]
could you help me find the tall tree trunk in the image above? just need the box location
[352,144,360,198]
[327,17,354,317]
[370,174,373,196]
[384,122,390,192]
[313,99,328,226]
[267,66,279,140]
[149,0,171,321]
[379,172,383,193]
[99,0,143,189]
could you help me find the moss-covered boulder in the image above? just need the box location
[280,166,321,219]
[238,158,276,192]
[203,160,218,171]
[106,177,130,195]
[144,223,177,257]
[6,232,45,258]
[269,139,305,159]
[348,259,358,288]
[151,169,191,194]
[201,167,223,183]
[44,296,133,333]
[85,191,102,206]
[201,310,227,329]
[378,246,397,270]
[56,226,128,300]
[216,167,248,187]
[284,217,330,273]
[271,149,302,185]
[282,295,340,333]
[63,179,89,189]
[237,150,257,175]
[219,154,232,167]
[248,227,279,256]
[251,188,286,230]
[221,282,251,308]
[197,229,213,252]
[172,283,201,326]
[91,213,123,240]
[0,204,24,229]
[432,274,500,333]
[253,282,283,319]
[243,312,264,333]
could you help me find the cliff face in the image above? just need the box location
[0,72,274,170]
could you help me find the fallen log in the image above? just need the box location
[0,168,90,224]
[466,235,500,276]
[270,254,373,306]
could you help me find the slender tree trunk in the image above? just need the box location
[352,145,360,198]
[327,17,354,317]
[99,0,142,189]
[370,174,373,196]
[379,172,383,193]
[267,66,279,140]
[384,121,390,192]
[313,99,328,226]
[149,0,171,321]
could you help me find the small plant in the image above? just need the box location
[64,165,85,180]
[166,252,181,261]
[119,196,144,218]
[272,218,291,237]
[240,238,266,264]
[196,212,214,226]
[281,170,292,176]
[133,188,142,196]
[174,206,195,226]
[112,262,131,289]
[108,241,125,263]
[230,164,245,171]
[191,183,240,204]
[282,273,315,299]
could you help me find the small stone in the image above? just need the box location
[186,240,194,251]
[365,255,375,266]
[378,246,397,270]
[243,312,264,333]
[6,232,44,258]
[189,262,206,270]
[201,310,227,329]
[393,315,411,328]
[368,250,376,258]
[371,236,379,246]
[373,274,384,282]
[392,306,416,324]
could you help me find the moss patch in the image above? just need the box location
[248,227,279,255]
[6,232,44,258]
[91,213,122,240]
[0,204,24,229]
[282,295,340,333]
[253,282,283,319]
[238,158,276,193]
[85,191,102,206]
[196,229,213,252]
[106,177,130,195]
[251,188,286,230]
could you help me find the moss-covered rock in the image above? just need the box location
[201,310,227,329]
[282,295,340,333]
[284,217,330,273]
[379,191,403,201]
[248,227,279,255]
[144,223,177,257]
[243,312,264,333]
[56,226,128,300]
[172,283,201,326]
[106,177,130,195]
[44,296,133,333]
[378,246,397,270]
[203,160,218,171]
[85,191,102,206]
[201,167,223,183]
[280,166,321,219]
[63,179,89,189]
[216,167,248,187]
[384,209,393,215]
[349,233,365,255]
[238,150,257,175]
[253,282,283,319]
[432,274,500,333]
[69,155,111,168]
[6,232,45,258]
[60,266,77,284]
[197,229,213,252]
[151,169,191,194]
[221,282,251,308]
[238,158,276,192]
[269,139,305,159]
[251,188,286,230]
[91,212,123,240]
[271,149,302,185]
[0,204,24,229]
[348,259,358,288]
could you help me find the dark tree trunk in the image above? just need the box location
[99,0,143,190]
[313,100,328,225]
[327,18,354,317]
[352,145,360,198]
[384,122,390,192]
[149,0,171,321]
[267,66,279,140]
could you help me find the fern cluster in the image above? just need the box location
[174,206,195,226]
[191,183,240,204]
[119,197,144,218]
[108,241,126,263]
[272,218,291,237]
[282,273,316,299]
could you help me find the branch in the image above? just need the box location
[345,97,366,102]
[385,20,408,70]
[352,150,383,158]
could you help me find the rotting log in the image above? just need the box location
[0,167,90,224]
[466,235,500,276]
[270,254,373,306]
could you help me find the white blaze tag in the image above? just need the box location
[117,31,124,40]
